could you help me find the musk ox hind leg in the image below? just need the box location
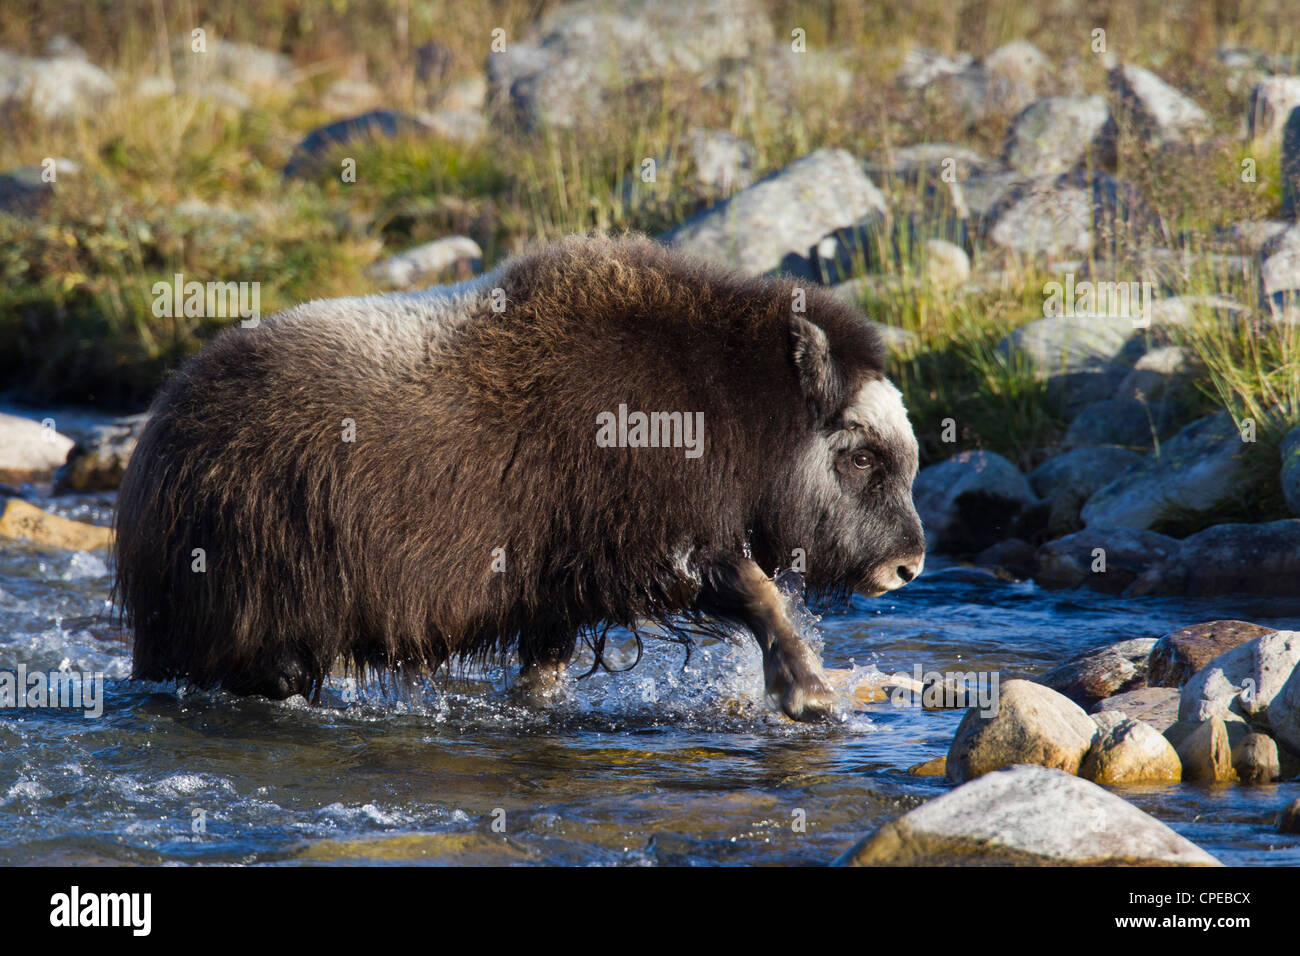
[698,559,837,722]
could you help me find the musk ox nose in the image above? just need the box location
[893,555,925,587]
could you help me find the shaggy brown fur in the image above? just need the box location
[115,234,925,721]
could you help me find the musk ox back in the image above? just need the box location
[116,234,925,721]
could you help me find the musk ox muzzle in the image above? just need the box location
[115,234,925,722]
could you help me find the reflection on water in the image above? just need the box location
[2,490,1299,865]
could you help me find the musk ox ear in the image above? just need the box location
[789,315,841,417]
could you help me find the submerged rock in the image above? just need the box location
[1080,715,1182,784]
[0,498,112,550]
[1147,620,1276,688]
[836,765,1220,866]
[1279,798,1300,834]
[946,679,1096,782]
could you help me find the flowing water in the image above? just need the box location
[3,483,1300,866]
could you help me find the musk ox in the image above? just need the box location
[116,234,925,721]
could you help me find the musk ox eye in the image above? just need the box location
[852,452,871,469]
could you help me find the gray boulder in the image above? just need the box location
[1248,76,1300,144]
[1095,686,1181,734]
[57,414,149,492]
[366,236,483,288]
[487,0,769,129]
[1178,629,1300,731]
[663,148,888,278]
[1127,520,1300,597]
[1035,526,1180,594]
[1080,412,1254,531]
[0,412,75,484]
[1271,664,1300,756]
[911,450,1036,553]
[1259,223,1300,315]
[836,765,1220,866]
[1030,446,1144,535]
[1110,64,1211,145]
[1002,95,1116,176]
[0,50,116,120]
[1062,398,1157,450]
[946,679,1097,782]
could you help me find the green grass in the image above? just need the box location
[0,0,1298,472]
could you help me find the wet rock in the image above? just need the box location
[912,450,1037,554]
[56,414,149,491]
[1127,521,1300,597]
[663,148,887,278]
[1080,715,1182,784]
[1148,620,1276,688]
[0,412,75,484]
[1033,638,1157,708]
[1034,526,1179,594]
[974,538,1038,579]
[1283,425,1300,518]
[1278,798,1300,834]
[488,0,769,129]
[1110,64,1210,145]
[1174,716,1235,782]
[1095,687,1181,734]
[366,236,483,288]
[1248,76,1300,145]
[1080,412,1254,531]
[906,756,947,777]
[1178,630,1300,731]
[283,110,433,179]
[0,498,112,550]
[946,679,1096,782]
[1062,398,1157,450]
[836,765,1220,866]
[1232,733,1280,784]
[1003,95,1116,175]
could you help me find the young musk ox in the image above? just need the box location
[115,234,926,721]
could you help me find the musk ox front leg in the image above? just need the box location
[699,559,836,722]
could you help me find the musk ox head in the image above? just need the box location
[756,311,925,601]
